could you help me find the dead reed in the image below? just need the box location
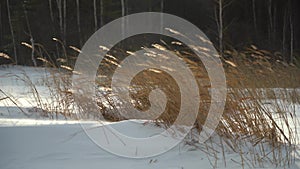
[1,37,299,168]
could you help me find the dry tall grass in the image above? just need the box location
[94,43,299,168]
[1,37,299,168]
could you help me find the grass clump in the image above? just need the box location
[1,36,299,168]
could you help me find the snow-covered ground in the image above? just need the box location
[0,120,251,169]
[0,66,299,169]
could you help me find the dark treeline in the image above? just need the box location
[0,0,299,65]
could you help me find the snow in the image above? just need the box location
[0,121,269,169]
[0,66,300,169]
[0,122,199,169]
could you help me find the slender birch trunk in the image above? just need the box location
[160,0,164,34]
[125,0,129,35]
[76,0,82,46]
[49,0,59,60]
[56,0,63,43]
[6,0,17,64]
[289,4,294,64]
[268,0,273,43]
[282,9,287,61]
[63,0,67,44]
[121,0,125,39]
[49,0,54,23]
[23,4,37,66]
[273,6,277,42]
[218,0,223,57]
[100,0,104,27]
[94,0,98,32]
[251,0,257,35]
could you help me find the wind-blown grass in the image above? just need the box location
[1,38,299,168]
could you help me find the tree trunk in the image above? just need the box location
[49,0,59,60]
[30,38,36,66]
[121,0,125,39]
[219,0,223,57]
[6,0,17,64]
[56,0,63,43]
[282,8,287,61]
[23,4,37,67]
[273,6,277,42]
[268,0,273,44]
[49,0,54,23]
[94,0,98,32]
[125,0,129,34]
[289,2,294,64]
[76,0,82,46]
[251,0,257,34]
[100,0,104,27]
[63,0,67,44]
[160,0,164,33]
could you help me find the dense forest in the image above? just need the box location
[0,0,299,65]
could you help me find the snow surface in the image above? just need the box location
[0,66,300,169]
[0,121,240,169]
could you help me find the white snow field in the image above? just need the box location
[0,66,299,169]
